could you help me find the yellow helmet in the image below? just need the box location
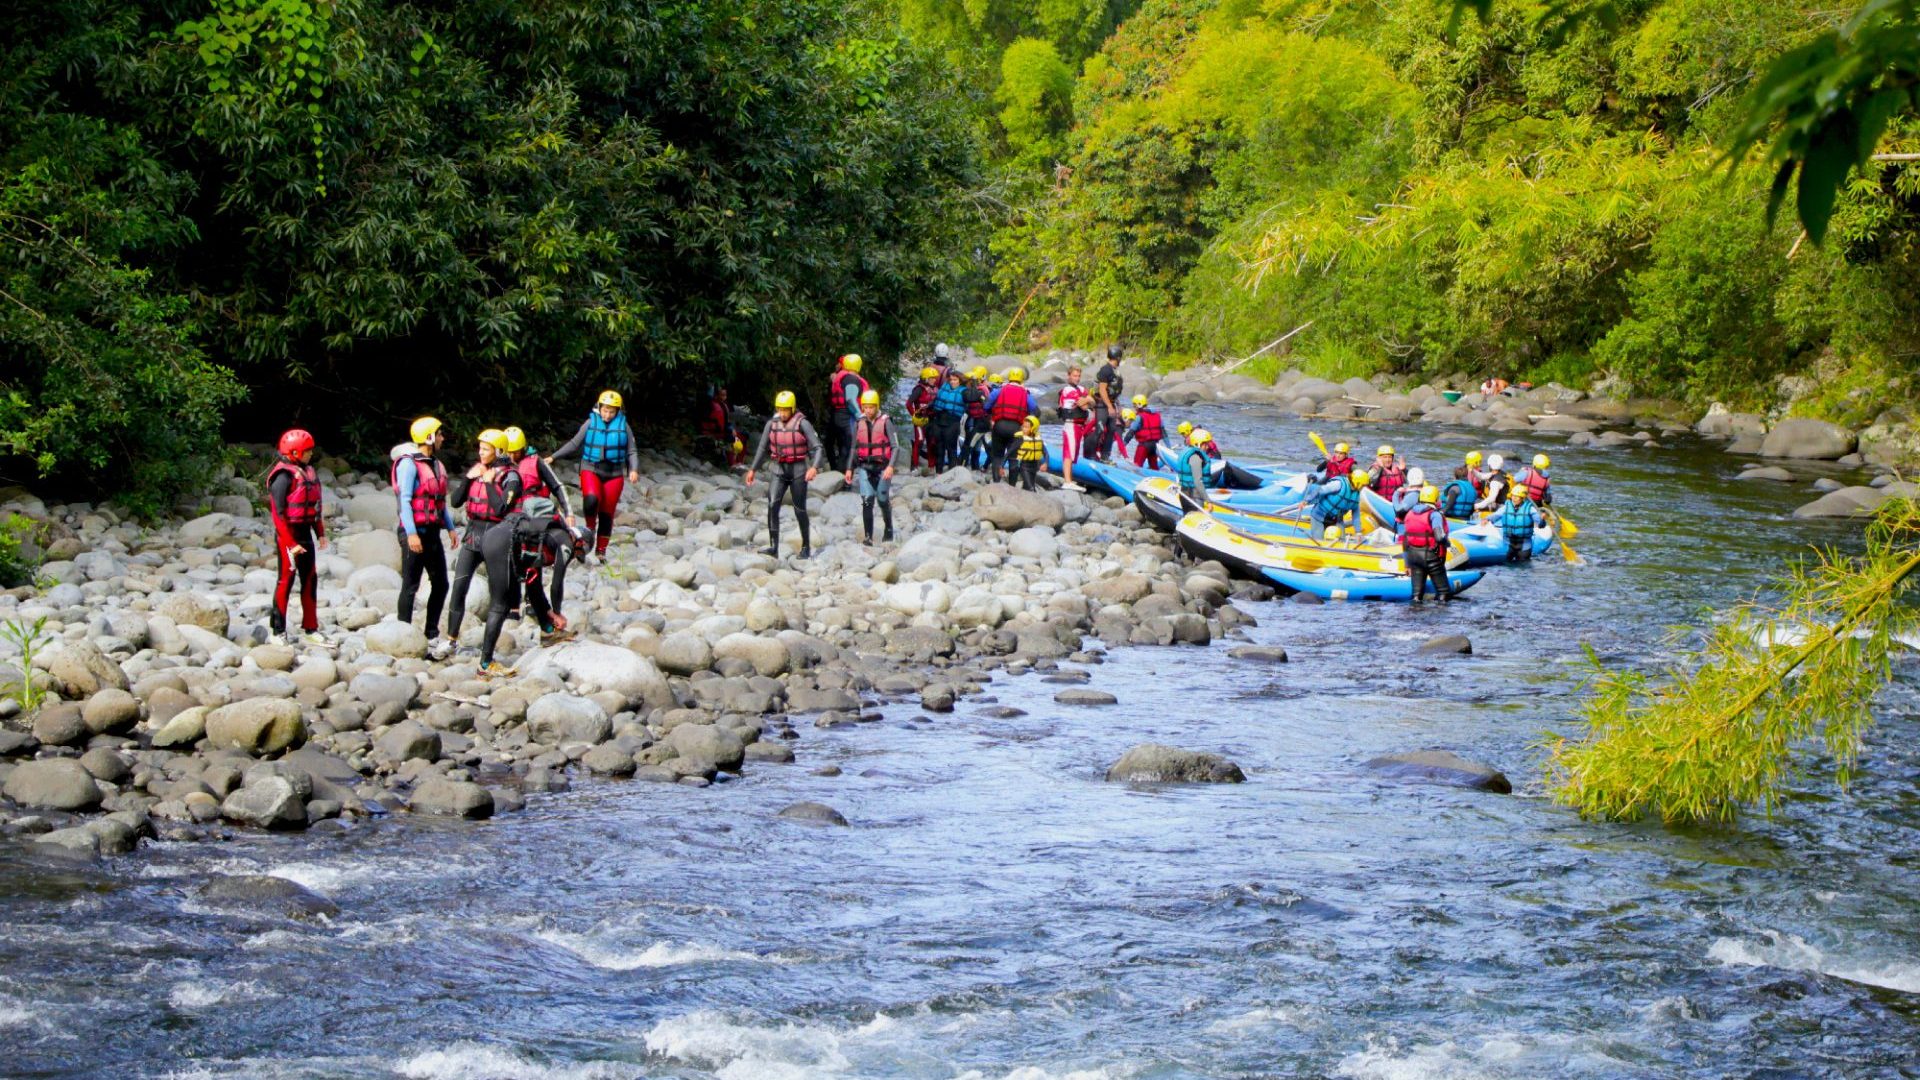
[409,416,442,444]
[1177,421,1194,437]
[502,426,528,453]
[1023,415,1040,430]
[1131,394,1148,408]
[1465,450,1483,466]
[1420,484,1439,503]
[858,389,880,407]
[477,428,507,450]
[1190,428,1212,445]
[840,353,863,373]
[774,390,797,410]
[1377,445,1395,457]
[1122,408,1137,422]
[732,437,744,453]
[990,372,1005,385]
[1334,442,1350,454]
[1509,485,1527,501]
[1323,525,1342,541]
[921,366,938,380]
[598,390,623,409]
[1349,469,1370,487]
[971,366,988,380]
[1006,367,1025,383]
[1533,453,1550,470]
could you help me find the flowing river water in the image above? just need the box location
[4,406,1919,1079]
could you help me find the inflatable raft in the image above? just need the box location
[1262,564,1486,602]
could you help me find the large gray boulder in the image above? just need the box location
[1365,750,1511,793]
[349,671,419,710]
[81,688,140,735]
[1105,744,1246,784]
[972,484,1066,531]
[342,529,403,570]
[519,641,671,708]
[364,619,429,659]
[711,633,791,678]
[526,693,611,746]
[194,875,338,919]
[1792,486,1886,518]
[664,723,746,772]
[204,698,307,755]
[221,776,309,828]
[46,641,129,697]
[151,705,209,748]
[3,758,102,810]
[409,779,493,819]
[1761,418,1856,460]
[654,632,713,676]
[375,719,441,763]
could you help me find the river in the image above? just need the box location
[4,406,1918,1079]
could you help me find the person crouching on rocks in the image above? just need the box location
[845,389,898,545]
[745,391,822,559]
[477,496,575,677]
[1015,416,1047,491]
[266,428,327,646]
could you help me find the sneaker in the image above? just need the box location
[426,639,452,661]
[882,530,894,542]
[301,630,331,647]
[861,535,873,546]
[1062,481,1086,492]
[479,661,514,678]
[797,547,812,560]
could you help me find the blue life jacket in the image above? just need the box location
[1499,500,1537,540]
[1315,476,1359,517]
[583,410,630,465]
[1175,445,1210,496]
[1441,479,1477,518]
[933,384,968,417]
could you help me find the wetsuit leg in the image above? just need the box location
[271,529,298,635]
[547,532,571,614]
[592,472,625,557]
[767,467,792,551]
[1406,552,1430,602]
[989,421,1018,482]
[446,533,485,639]
[418,526,448,638]
[479,526,515,666]
[832,415,855,473]
[787,463,811,551]
[1430,549,1453,600]
[1090,406,1110,461]
[292,525,319,632]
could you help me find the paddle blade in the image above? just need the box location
[1557,511,1579,538]
[1309,431,1328,457]
[1559,537,1582,564]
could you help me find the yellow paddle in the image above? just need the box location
[1547,508,1582,564]
[1555,510,1579,538]
[1309,431,1329,459]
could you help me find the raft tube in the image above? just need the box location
[1173,510,1470,580]
[1261,564,1486,602]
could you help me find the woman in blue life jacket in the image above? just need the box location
[1440,466,1479,519]
[930,367,969,472]
[1500,486,1545,562]
[552,390,639,560]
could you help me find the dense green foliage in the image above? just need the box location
[0,0,979,510]
[976,0,1920,404]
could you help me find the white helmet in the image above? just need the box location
[1405,467,1425,487]
[935,343,950,358]
[1487,453,1504,471]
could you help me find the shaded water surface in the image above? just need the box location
[5,408,1919,1078]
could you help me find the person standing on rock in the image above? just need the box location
[1126,394,1165,468]
[552,390,639,561]
[500,427,573,525]
[1475,453,1514,512]
[905,365,940,471]
[984,366,1036,484]
[745,391,823,559]
[446,429,522,653]
[1057,366,1090,491]
[393,416,457,659]
[1396,484,1453,603]
[845,389,898,544]
[825,354,867,471]
[1309,467,1368,539]
[1092,345,1125,461]
[930,367,968,473]
[697,387,743,469]
[476,496,573,677]
[962,366,992,471]
[266,428,327,646]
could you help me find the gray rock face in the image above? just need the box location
[1105,743,1246,784]
[81,688,140,735]
[1082,573,1153,606]
[972,484,1066,531]
[1365,750,1512,793]
[1227,646,1289,663]
[205,698,307,755]
[221,776,309,828]
[526,693,611,746]
[1792,486,1885,519]
[409,779,494,819]
[194,874,339,919]
[521,641,671,708]
[343,529,403,570]
[1416,634,1472,656]
[1054,689,1118,706]
[664,723,746,772]
[1761,417,1856,460]
[3,759,103,810]
[777,801,848,826]
[349,671,419,710]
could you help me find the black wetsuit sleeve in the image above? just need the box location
[449,474,472,509]
[267,471,293,519]
[492,470,524,516]
[552,420,590,461]
[537,460,572,517]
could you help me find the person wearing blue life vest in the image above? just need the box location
[930,367,969,472]
[1390,467,1427,520]
[1172,429,1213,505]
[1440,466,1479,519]
[1308,467,1369,539]
[1499,485,1546,562]
[1395,484,1453,603]
[552,390,640,560]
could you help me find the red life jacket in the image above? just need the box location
[700,400,728,438]
[829,370,865,410]
[1468,467,1487,495]
[515,455,550,501]
[963,387,989,421]
[768,414,810,463]
[906,383,935,416]
[1325,455,1354,478]
[1136,409,1164,442]
[1373,463,1406,498]
[990,384,1031,423]
[391,454,447,528]
[466,467,510,524]
[854,414,894,465]
[267,460,322,525]
[1521,467,1551,503]
[1402,507,1442,549]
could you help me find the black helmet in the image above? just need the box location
[1106,344,1123,360]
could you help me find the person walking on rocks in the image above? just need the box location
[476,496,573,677]
[845,389,898,544]
[962,366,992,471]
[1015,416,1047,491]
[393,416,457,659]
[1091,344,1125,461]
[266,428,327,646]
[1396,484,1453,603]
[552,390,639,560]
[905,365,940,471]
[1057,366,1090,491]
[929,367,968,473]
[746,391,823,558]
[984,366,1036,484]
[500,426,573,524]
[825,353,867,471]
[446,428,522,653]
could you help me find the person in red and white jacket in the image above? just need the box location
[1057,367,1091,492]
[265,429,328,645]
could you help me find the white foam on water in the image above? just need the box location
[535,930,760,971]
[392,1041,632,1080]
[1708,930,1920,992]
[1206,1004,1320,1034]
[169,979,266,1010]
[956,1069,1123,1080]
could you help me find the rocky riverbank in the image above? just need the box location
[0,448,1257,857]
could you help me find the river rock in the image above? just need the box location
[221,776,309,829]
[777,801,848,826]
[343,529,403,570]
[1082,573,1153,606]
[3,758,102,810]
[194,874,339,919]
[521,641,671,707]
[409,779,494,819]
[365,619,429,659]
[78,747,130,783]
[349,671,418,710]
[157,592,231,635]
[1761,417,1856,460]
[289,657,339,692]
[1792,486,1885,518]
[375,719,441,763]
[655,632,714,676]
[1227,646,1289,663]
[1106,743,1246,784]
[1007,527,1060,560]
[204,698,307,755]
[1737,466,1796,482]
[526,693,610,745]
[151,706,209,748]
[883,581,953,618]
[46,641,128,696]
[178,512,238,543]
[1055,689,1117,706]
[1416,634,1472,656]
[972,485,1065,530]
[581,743,636,776]
[664,723,746,772]
[35,818,139,857]
[81,688,140,735]
[711,633,791,678]
[31,704,87,747]
[920,684,955,712]
[1365,750,1512,793]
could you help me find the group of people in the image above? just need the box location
[267,392,646,675]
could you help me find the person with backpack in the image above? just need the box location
[445,428,522,652]
[745,390,824,559]
[265,429,327,646]
[393,416,458,659]
[1126,394,1165,468]
[1395,484,1453,603]
[929,367,969,472]
[1390,468,1428,520]
[552,390,639,559]
[844,389,899,544]
[475,496,576,677]
[983,367,1036,484]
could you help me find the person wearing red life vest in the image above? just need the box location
[825,354,868,471]
[1395,483,1454,603]
[745,391,824,559]
[266,429,327,646]
[844,389,899,545]
[1516,453,1554,506]
[905,365,940,471]
[446,429,523,651]
[393,416,458,659]
[1312,440,1356,483]
[698,388,744,468]
[1369,445,1407,499]
[551,389,639,560]
[1056,367,1091,492]
[983,367,1037,483]
[1125,394,1165,468]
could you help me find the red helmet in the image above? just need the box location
[278,429,315,457]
